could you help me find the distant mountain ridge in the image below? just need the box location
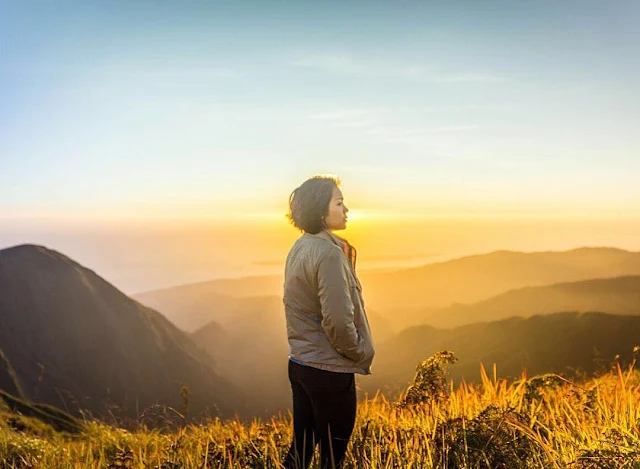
[359,247,640,328]
[0,244,248,422]
[4,242,639,422]
[190,296,290,415]
[135,276,284,322]
[364,311,640,398]
[133,246,640,409]
[177,296,394,414]
[423,275,640,328]
[136,246,640,332]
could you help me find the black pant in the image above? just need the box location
[283,360,357,469]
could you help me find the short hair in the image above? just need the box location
[287,175,341,234]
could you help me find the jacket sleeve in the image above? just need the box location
[316,247,365,362]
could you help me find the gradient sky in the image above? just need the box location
[2,0,639,220]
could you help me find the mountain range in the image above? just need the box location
[136,247,640,331]
[2,244,639,423]
[363,311,640,398]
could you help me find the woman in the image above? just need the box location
[282,175,375,469]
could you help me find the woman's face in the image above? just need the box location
[323,186,349,231]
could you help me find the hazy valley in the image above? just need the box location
[1,243,638,423]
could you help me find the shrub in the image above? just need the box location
[397,350,458,407]
[433,404,547,468]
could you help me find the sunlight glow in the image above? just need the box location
[346,209,364,221]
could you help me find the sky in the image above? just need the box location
[2,0,639,220]
[1,1,640,292]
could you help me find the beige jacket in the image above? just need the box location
[283,230,375,374]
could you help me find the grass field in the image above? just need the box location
[2,351,640,468]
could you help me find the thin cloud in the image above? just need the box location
[428,72,506,83]
[113,66,242,80]
[400,125,481,135]
[301,108,384,130]
[360,124,488,149]
[415,103,513,112]
[292,54,361,73]
[305,109,374,121]
[363,125,480,141]
[291,54,506,83]
[391,65,505,83]
[364,123,528,139]
[339,164,411,175]
[328,120,377,129]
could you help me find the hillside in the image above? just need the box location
[191,297,290,415]
[360,247,640,329]
[0,348,22,398]
[134,277,284,332]
[365,311,640,397]
[423,275,640,328]
[187,299,394,414]
[0,244,248,422]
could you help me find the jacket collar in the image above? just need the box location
[312,229,345,247]
[308,230,359,276]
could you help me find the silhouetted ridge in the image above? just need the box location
[354,246,640,329]
[424,275,640,328]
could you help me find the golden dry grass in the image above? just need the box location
[2,357,640,468]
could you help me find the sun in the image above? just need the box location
[346,209,364,221]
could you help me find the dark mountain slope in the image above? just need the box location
[364,311,640,398]
[0,244,248,422]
